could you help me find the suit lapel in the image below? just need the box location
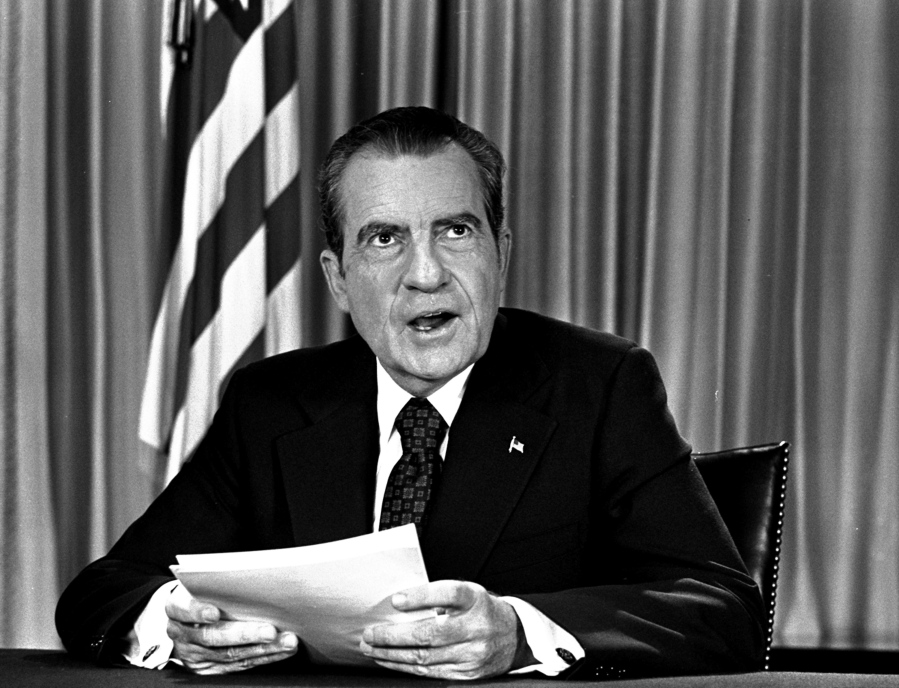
[275,338,380,546]
[270,313,558,578]
[423,313,558,582]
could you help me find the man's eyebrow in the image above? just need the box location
[432,213,483,229]
[354,221,408,245]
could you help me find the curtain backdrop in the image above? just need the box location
[2,0,897,652]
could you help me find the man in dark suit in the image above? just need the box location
[56,107,765,680]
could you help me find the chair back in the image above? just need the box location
[693,441,790,668]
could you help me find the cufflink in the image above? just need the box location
[88,635,105,658]
[556,647,576,665]
[593,663,627,679]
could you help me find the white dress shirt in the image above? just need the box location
[124,361,583,675]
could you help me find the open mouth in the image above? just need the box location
[409,311,456,332]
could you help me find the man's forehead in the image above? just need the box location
[343,143,477,184]
[338,146,484,225]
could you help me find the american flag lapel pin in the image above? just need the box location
[509,436,525,454]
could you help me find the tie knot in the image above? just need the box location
[395,397,447,454]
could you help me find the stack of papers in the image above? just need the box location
[170,524,432,666]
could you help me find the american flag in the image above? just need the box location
[141,0,301,483]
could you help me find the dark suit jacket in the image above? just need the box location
[56,308,765,679]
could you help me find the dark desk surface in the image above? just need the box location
[2,650,898,688]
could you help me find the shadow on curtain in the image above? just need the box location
[2,0,897,653]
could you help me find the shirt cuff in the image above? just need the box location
[122,580,181,669]
[501,596,585,676]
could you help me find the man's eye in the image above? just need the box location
[373,232,395,246]
[448,224,470,237]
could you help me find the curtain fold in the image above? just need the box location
[2,0,897,652]
[2,0,162,648]
[1,0,59,650]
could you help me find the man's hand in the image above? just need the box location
[165,584,299,675]
[360,580,529,680]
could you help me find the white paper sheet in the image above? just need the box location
[170,524,432,666]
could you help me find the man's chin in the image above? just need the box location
[389,354,474,396]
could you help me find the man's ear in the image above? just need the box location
[319,249,351,313]
[497,228,512,289]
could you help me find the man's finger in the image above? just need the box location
[174,631,298,674]
[187,648,299,676]
[361,636,484,666]
[363,612,461,649]
[165,585,221,624]
[198,619,279,647]
[362,586,521,680]
[178,631,296,661]
[169,618,279,647]
[390,580,479,613]
[371,659,486,681]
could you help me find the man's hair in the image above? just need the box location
[318,106,506,261]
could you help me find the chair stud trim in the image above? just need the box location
[693,441,790,672]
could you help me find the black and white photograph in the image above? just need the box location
[1,1,897,685]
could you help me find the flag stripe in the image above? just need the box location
[202,0,217,23]
[182,26,264,246]
[263,85,301,294]
[171,134,266,417]
[196,9,247,129]
[263,4,298,113]
[144,0,301,478]
[263,0,294,30]
[265,176,301,291]
[161,2,243,271]
[264,84,300,205]
[166,225,267,479]
[215,227,267,369]
[188,134,266,341]
[213,0,261,41]
[153,20,267,424]
[155,47,205,305]
[260,0,301,357]
[265,261,301,356]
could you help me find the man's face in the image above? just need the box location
[320,145,511,396]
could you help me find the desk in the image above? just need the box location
[2,650,897,688]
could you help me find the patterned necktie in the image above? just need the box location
[378,397,448,534]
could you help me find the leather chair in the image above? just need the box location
[692,441,790,669]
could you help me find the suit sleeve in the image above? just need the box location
[519,346,766,680]
[54,368,306,667]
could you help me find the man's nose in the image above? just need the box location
[402,237,449,291]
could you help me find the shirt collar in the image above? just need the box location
[375,360,473,438]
